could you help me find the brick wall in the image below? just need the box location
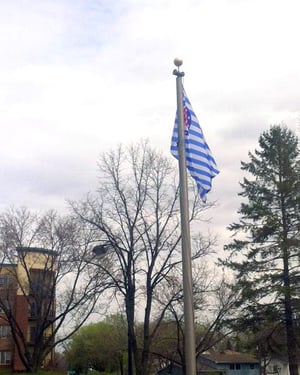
[13,295,28,371]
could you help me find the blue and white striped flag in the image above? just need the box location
[171,87,219,202]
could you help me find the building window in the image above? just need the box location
[29,326,37,343]
[0,326,11,338]
[0,301,11,314]
[0,351,11,365]
[229,364,242,370]
[250,364,255,369]
[0,276,13,289]
[30,270,54,297]
[30,301,37,317]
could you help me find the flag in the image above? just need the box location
[171,87,219,201]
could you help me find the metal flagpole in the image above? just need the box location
[173,58,197,375]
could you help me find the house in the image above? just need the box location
[263,354,300,375]
[0,247,56,371]
[199,350,260,375]
[157,350,260,375]
[263,356,289,375]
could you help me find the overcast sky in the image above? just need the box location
[1,0,299,251]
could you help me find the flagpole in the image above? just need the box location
[173,58,197,375]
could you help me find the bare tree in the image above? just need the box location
[151,264,238,372]
[0,207,108,373]
[70,141,216,375]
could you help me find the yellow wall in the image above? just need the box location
[16,251,56,295]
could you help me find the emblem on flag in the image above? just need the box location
[183,102,191,135]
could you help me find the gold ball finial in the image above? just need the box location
[174,57,183,67]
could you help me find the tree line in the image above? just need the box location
[0,125,299,375]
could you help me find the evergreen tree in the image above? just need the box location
[223,125,300,375]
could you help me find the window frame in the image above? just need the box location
[0,325,11,338]
[0,351,11,365]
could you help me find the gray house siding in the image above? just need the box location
[157,364,182,375]
[220,362,260,375]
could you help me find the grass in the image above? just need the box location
[0,370,117,375]
[0,371,65,375]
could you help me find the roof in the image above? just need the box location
[1,263,17,267]
[200,350,259,364]
[16,247,58,256]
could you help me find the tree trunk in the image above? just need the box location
[281,184,299,375]
[126,282,136,375]
[283,247,299,375]
[284,289,299,375]
[140,287,152,375]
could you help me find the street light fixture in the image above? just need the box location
[92,243,109,257]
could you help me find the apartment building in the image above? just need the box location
[0,247,56,371]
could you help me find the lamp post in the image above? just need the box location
[92,243,134,375]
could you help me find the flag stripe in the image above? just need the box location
[171,87,219,201]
